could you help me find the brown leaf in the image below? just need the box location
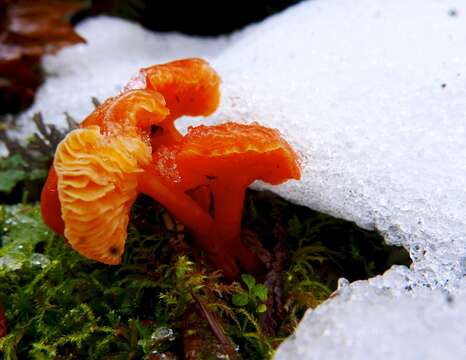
[0,0,86,114]
[2,0,86,58]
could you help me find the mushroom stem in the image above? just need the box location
[150,119,183,147]
[210,180,245,244]
[210,180,263,275]
[138,166,240,278]
[139,166,213,241]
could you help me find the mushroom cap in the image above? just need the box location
[81,89,169,138]
[51,89,169,264]
[167,122,301,189]
[54,126,151,264]
[141,58,221,119]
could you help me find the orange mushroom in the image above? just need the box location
[130,58,221,147]
[52,89,169,264]
[40,58,223,266]
[50,87,226,265]
[151,122,301,276]
[40,58,300,280]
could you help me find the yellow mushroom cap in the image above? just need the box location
[54,131,153,264]
[52,88,170,264]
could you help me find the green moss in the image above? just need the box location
[0,201,271,359]
[0,191,411,359]
[0,121,411,358]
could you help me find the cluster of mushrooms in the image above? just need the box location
[40,58,301,279]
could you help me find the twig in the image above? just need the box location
[191,292,239,360]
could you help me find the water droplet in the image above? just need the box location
[0,255,23,270]
[150,327,175,344]
[337,277,350,290]
[31,253,51,268]
[144,350,176,360]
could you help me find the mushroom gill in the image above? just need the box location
[54,126,151,264]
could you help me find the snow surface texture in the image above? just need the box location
[10,0,466,358]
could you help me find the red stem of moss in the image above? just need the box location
[0,300,7,338]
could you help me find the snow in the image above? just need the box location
[9,0,466,358]
[276,272,466,359]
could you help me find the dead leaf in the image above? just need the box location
[0,0,86,114]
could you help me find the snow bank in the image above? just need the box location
[277,273,466,359]
[12,0,466,358]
